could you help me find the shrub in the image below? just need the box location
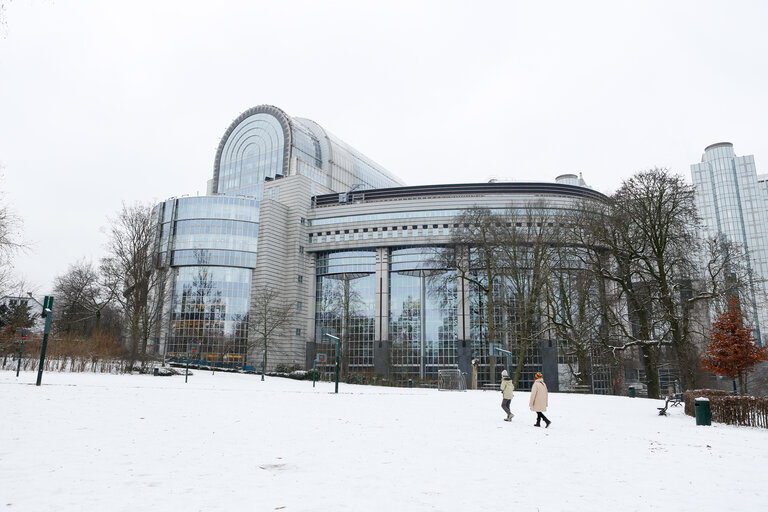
[683,389,729,416]
[684,389,768,428]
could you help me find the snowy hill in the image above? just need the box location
[1,370,766,511]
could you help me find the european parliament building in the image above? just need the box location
[153,105,607,391]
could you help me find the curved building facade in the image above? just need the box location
[305,183,608,390]
[211,104,404,197]
[154,195,259,364]
[154,105,404,367]
[153,104,609,389]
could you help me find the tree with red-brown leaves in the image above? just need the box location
[701,297,768,394]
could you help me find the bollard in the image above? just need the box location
[694,398,711,426]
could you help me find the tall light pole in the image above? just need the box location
[36,296,54,386]
[324,333,340,393]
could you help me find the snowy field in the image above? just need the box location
[1,370,766,511]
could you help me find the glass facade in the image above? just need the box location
[691,143,768,342]
[156,196,259,267]
[155,196,260,366]
[166,266,252,366]
[213,107,405,199]
[150,104,616,389]
[216,113,285,197]
[389,248,458,382]
[314,251,377,373]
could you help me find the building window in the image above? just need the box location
[297,275,303,283]
[296,328,302,336]
[300,217,305,225]
[297,301,303,310]
[299,246,305,254]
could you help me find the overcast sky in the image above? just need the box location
[1,0,767,293]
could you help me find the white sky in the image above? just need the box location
[2,0,767,293]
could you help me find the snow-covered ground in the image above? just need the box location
[1,370,765,511]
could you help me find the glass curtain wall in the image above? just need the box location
[389,247,457,383]
[315,251,376,376]
[156,196,259,368]
[167,266,251,367]
[468,271,543,390]
[216,113,285,197]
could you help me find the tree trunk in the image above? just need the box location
[641,345,660,399]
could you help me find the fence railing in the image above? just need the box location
[684,389,768,429]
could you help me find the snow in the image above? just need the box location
[1,370,766,511]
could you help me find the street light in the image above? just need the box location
[490,343,513,378]
[323,333,340,393]
[312,353,326,388]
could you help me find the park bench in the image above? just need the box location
[657,393,684,416]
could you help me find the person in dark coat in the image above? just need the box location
[500,369,514,421]
[529,371,551,428]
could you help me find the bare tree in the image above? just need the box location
[493,203,556,387]
[573,196,666,397]
[544,242,606,390]
[573,169,747,396]
[53,259,119,337]
[249,285,295,378]
[0,171,24,295]
[432,204,555,387]
[435,208,506,382]
[101,202,165,371]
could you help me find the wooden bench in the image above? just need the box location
[657,393,684,416]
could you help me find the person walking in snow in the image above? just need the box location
[500,369,514,421]
[529,371,551,428]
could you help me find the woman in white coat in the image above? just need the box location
[500,369,514,421]
[529,371,551,428]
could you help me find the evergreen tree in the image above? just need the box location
[701,297,768,394]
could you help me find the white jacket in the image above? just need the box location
[500,378,514,399]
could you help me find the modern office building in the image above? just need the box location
[153,104,610,390]
[154,105,404,367]
[691,142,768,343]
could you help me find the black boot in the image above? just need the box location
[545,419,551,428]
[534,419,541,427]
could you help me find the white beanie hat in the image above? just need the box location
[501,370,509,378]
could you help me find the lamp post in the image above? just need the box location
[36,296,54,387]
[323,333,340,393]
[491,344,513,378]
[313,353,326,388]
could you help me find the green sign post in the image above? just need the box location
[36,296,54,386]
[16,328,28,377]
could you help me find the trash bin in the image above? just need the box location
[408,379,413,388]
[694,397,711,426]
[628,387,636,398]
[153,368,159,376]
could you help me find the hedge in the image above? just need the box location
[684,389,768,428]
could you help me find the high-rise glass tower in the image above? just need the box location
[691,142,768,343]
